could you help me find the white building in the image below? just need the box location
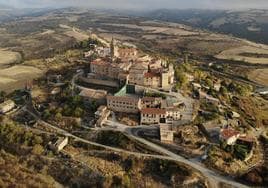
[0,100,15,114]
[140,108,166,125]
[49,137,68,152]
[220,128,240,145]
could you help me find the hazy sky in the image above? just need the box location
[1,0,268,10]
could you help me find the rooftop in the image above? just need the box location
[107,95,140,103]
[238,135,255,143]
[220,128,240,140]
[91,59,108,66]
[79,88,107,99]
[144,72,161,78]
[0,100,15,108]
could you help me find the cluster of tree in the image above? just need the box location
[145,92,167,99]
[221,141,252,161]
[75,37,103,50]
[43,95,85,121]
[0,91,6,103]
[199,101,220,121]
[0,118,44,155]
[174,63,192,90]
[221,81,253,96]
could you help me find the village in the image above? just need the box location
[0,34,267,186]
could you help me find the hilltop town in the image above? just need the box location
[0,7,268,188]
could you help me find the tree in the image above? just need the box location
[110,38,114,58]
[33,135,43,145]
[32,144,44,155]
[205,78,213,88]
[43,109,51,120]
[175,71,188,89]
[55,112,63,122]
[0,91,6,102]
[73,107,83,117]
[220,86,228,96]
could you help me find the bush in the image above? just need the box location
[32,144,44,155]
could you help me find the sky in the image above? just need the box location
[1,0,268,10]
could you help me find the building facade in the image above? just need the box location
[140,108,166,125]
[107,96,141,114]
[160,124,175,143]
[0,100,15,114]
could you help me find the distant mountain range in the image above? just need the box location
[131,9,268,45]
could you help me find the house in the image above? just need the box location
[84,50,94,58]
[51,87,61,95]
[95,106,111,127]
[90,59,132,81]
[143,72,161,88]
[237,135,255,146]
[213,83,221,92]
[128,62,148,85]
[166,107,181,123]
[200,119,226,140]
[160,124,175,143]
[49,137,68,152]
[95,47,111,57]
[95,106,108,118]
[107,96,141,114]
[140,108,166,124]
[0,100,15,114]
[79,88,107,105]
[220,128,240,145]
[141,97,162,108]
[256,87,268,95]
[116,47,138,60]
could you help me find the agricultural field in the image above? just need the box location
[0,49,21,67]
[215,46,268,64]
[0,65,43,92]
[248,69,268,87]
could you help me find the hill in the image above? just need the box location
[135,9,268,45]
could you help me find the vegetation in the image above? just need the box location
[42,94,85,120]
[75,37,103,50]
[0,118,43,148]
[145,92,167,99]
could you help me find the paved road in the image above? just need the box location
[104,120,248,188]
[23,100,247,188]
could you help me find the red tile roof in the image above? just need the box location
[91,59,108,66]
[220,128,240,140]
[238,135,255,143]
[141,108,166,115]
[144,72,160,78]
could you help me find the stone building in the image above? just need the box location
[107,96,141,114]
[141,97,162,108]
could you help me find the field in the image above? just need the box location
[1,8,268,92]
[248,69,268,87]
[103,23,200,36]
[0,65,43,92]
[0,49,21,67]
[215,46,268,64]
